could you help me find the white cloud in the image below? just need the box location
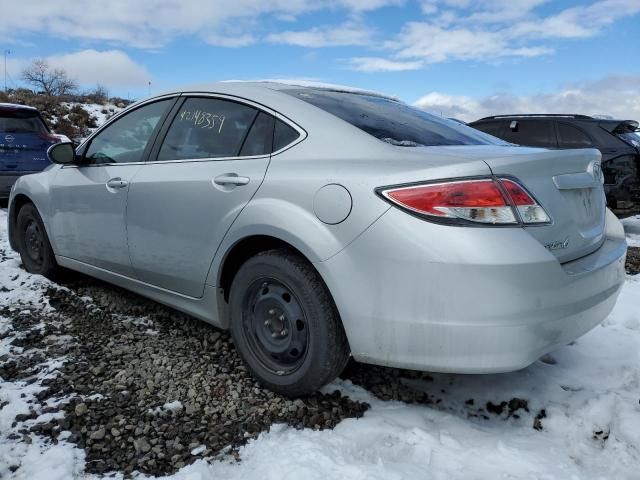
[419,1,438,14]
[413,75,640,122]
[267,22,373,47]
[46,50,151,87]
[205,34,257,47]
[336,0,404,11]
[461,0,550,24]
[508,0,640,39]
[390,23,554,63]
[348,57,424,72]
[6,50,151,91]
[0,0,399,48]
[348,0,639,71]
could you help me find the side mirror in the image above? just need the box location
[47,142,77,165]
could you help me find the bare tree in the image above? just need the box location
[21,59,77,97]
[85,83,109,104]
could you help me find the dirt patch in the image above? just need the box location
[626,246,640,275]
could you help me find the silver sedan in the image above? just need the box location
[7,82,627,395]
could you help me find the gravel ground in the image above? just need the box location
[626,246,640,275]
[1,276,369,476]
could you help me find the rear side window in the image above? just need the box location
[471,120,503,138]
[273,119,300,151]
[282,88,505,147]
[158,98,257,161]
[501,120,556,148]
[239,112,275,156]
[0,109,47,134]
[558,123,592,148]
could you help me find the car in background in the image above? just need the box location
[7,83,627,395]
[0,103,60,199]
[468,114,640,215]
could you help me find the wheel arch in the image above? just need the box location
[214,233,346,335]
[8,193,37,251]
[218,235,309,303]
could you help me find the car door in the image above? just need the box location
[48,98,175,276]
[126,95,298,297]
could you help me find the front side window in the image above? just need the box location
[558,123,592,148]
[158,98,258,161]
[501,120,556,148]
[84,99,171,164]
[281,88,505,147]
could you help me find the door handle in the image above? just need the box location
[214,174,250,186]
[106,177,129,190]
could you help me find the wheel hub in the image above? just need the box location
[24,221,43,264]
[245,279,308,372]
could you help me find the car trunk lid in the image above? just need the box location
[0,131,55,171]
[480,146,606,263]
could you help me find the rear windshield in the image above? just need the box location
[0,109,47,134]
[617,131,640,149]
[282,88,506,147]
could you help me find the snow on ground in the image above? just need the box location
[1,206,639,479]
[622,215,640,247]
[58,102,124,139]
[79,103,122,128]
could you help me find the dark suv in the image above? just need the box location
[468,114,640,214]
[1,103,60,199]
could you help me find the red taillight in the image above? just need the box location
[501,179,534,205]
[379,177,550,226]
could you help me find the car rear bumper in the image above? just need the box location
[316,208,627,373]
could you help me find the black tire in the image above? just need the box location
[15,203,60,278]
[229,249,350,396]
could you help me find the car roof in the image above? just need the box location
[0,102,38,112]
[158,80,400,102]
[472,114,636,123]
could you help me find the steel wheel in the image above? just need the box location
[242,277,309,374]
[15,203,60,278]
[230,249,350,396]
[23,219,45,267]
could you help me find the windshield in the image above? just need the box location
[282,88,507,147]
[0,110,48,134]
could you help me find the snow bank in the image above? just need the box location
[622,215,640,247]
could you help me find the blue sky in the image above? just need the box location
[2,0,639,119]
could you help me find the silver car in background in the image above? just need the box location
[7,82,627,395]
